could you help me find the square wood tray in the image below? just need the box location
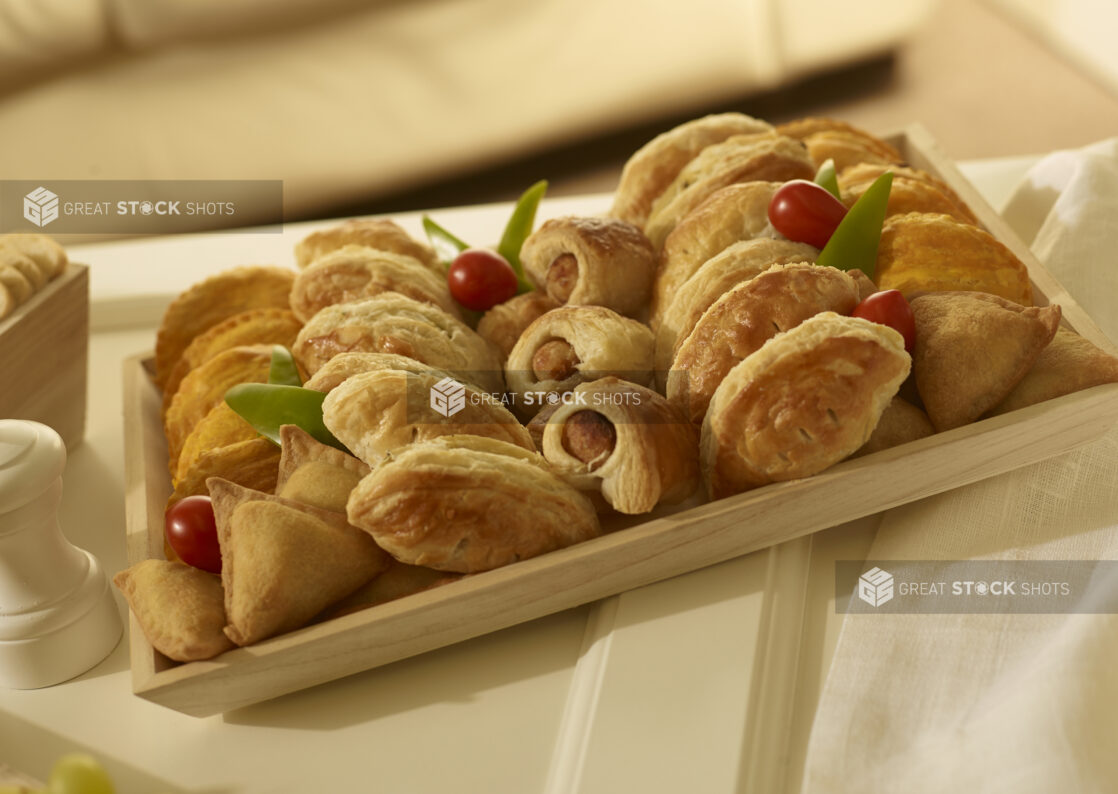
[121,125,1118,717]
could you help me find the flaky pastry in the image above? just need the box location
[476,291,561,361]
[294,218,439,272]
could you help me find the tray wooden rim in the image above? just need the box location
[121,125,1118,717]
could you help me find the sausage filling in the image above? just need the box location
[561,411,617,471]
[546,253,579,303]
[532,339,580,382]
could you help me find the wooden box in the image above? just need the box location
[121,126,1118,717]
[0,263,88,450]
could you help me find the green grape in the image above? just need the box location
[47,754,114,794]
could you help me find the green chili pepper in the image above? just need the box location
[814,158,841,200]
[422,216,470,265]
[225,383,347,451]
[816,171,892,279]
[497,179,547,294]
[267,345,302,387]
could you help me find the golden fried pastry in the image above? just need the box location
[163,344,274,474]
[669,263,863,424]
[876,213,1033,305]
[519,216,656,317]
[652,181,780,325]
[174,402,258,485]
[161,308,303,415]
[910,291,1061,431]
[169,437,281,506]
[701,313,910,498]
[0,246,46,291]
[989,328,1118,416]
[645,132,815,250]
[800,130,899,172]
[113,559,235,662]
[291,293,504,394]
[321,560,461,619]
[852,396,935,457]
[275,424,370,512]
[654,238,819,381]
[346,435,600,573]
[505,305,655,418]
[294,218,439,272]
[775,117,904,164]
[154,266,296,389]
[289,245,458,324]
[839,163,978,225]
[0,233,68,279]
[476,291,561,361]
[208,478,390,645]
[610,112,774,227]
[322,369,534,465]
[0,260,32,317]
[538,378,700,514]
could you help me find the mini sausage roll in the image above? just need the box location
[505,306,655,418]
[289,245,459,323]
[346,435,600,573]
[322,369,534,465]
[538,377,700,514]
[668,264,863,424]
[701,313,910,498]
[291,293,505,394]
[520,216,656,317]
[839,163,978,225]
[610,112,773,228]
[644,132,815,250]
[294,218,439,272]
[476,291,561,361]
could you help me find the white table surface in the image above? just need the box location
[0,157,1038,793]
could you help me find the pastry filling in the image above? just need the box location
[546,253,579,303]
[561,411,616,471]
[532,339,580,382]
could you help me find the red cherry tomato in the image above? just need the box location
[165,495,222,573]
[447,248,519,312]
[767,180,848,249]
[852,289,916,353]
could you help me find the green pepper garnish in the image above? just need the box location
[225,383,346,451]
[497,179,547,294]
[267,345,302,387]
[422,216,470,266]
[814,158,841,200]
[816,171,892,279]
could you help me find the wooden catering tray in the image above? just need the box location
[121,125,1118,717]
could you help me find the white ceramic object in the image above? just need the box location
[0,420,121,689]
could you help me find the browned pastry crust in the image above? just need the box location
[989,328,1118,416]
[651,181,780,327]
[0,233,68,279]
[275,424,371,513]
[168,438,281,510]
[668,264,863,424]
[289,245,459,323]
[910,291,1061,431]
[519,216,656,317]
[701,313,910,498]
[302,351,446,392]
[644,132,815,250]
[800,130,898,173]
[174,402,258,486]
[476,291,561,361]
[320,560,462,619]
[851,396,935,457]
[775,117,904,163]
[538,377,700,514]
[839,163,978,225]
[610,112,774,227]
[345,435,600,573]
[294,218,439,272]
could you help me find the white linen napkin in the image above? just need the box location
[800,139,1118,793]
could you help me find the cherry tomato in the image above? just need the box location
[447,248,518,311]
[852,289,916,353]
[767,179,848,249]
[165,495,222,573]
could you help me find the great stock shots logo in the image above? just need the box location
[23,187,59,227]
[429,377,466,418]
[857,566,895,607]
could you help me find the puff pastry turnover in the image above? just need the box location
[989,328,1118,416]
[294,218,439,272]
[839,163,978,225]
[275,424,371,513]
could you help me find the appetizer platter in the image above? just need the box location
[119,120,1118,716]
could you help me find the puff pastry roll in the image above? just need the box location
[505,306,655,418]
[839,163,978,225]
[538,377,699,514]
[289,245,459,323]
[654,238,819,381]
[294,218,439,272]
[775,117,903,170]
[304,351,447,392]
[346,435,600,573]
[701,313,910,498]
[610,112,773,227]
[292,293,505,394]
[476,291,561,361]
[668,263,863,424]
[518,216,656,317]
[652,181,780,326]
[644,132,815,250]
[322,368,534,465]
